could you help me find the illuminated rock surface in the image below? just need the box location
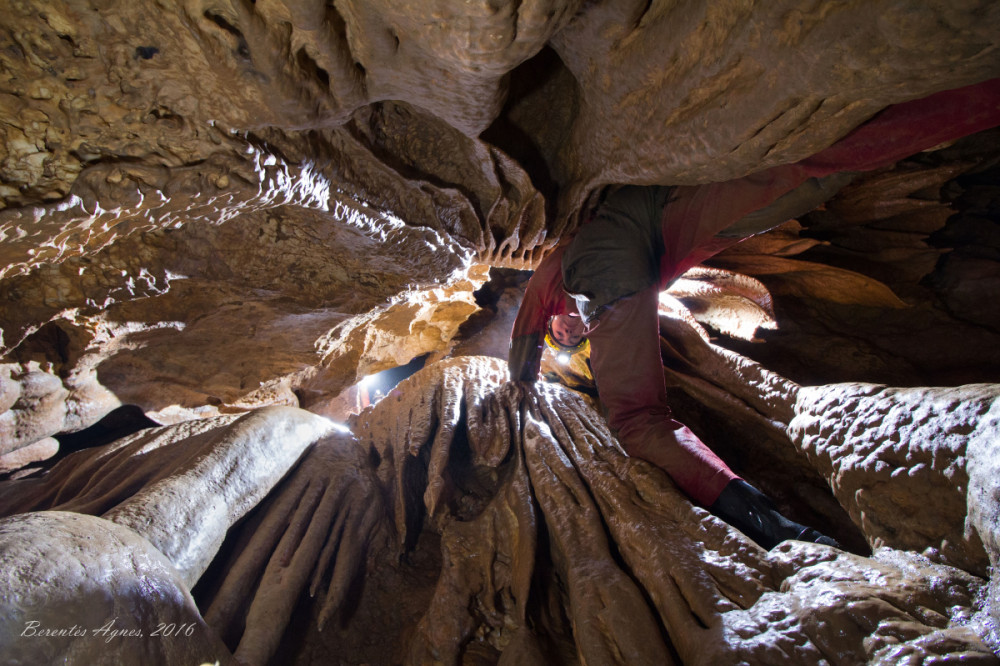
[2,0,1000,664]
[1,358,997,664]
[0,511,236,666]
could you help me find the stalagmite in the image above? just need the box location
[2,1,1000,664]
[2,356,996,664]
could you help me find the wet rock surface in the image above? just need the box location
[2,1,1000,663]
[0,511,236,666]
[0,358,996,664]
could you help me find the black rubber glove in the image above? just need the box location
[508,332,544,382]
[710,479,840,550]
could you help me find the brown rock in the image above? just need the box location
[1,2,1000,663]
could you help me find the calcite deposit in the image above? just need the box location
[0,511,236,666]
[2,357,998,665]
[2,0,1000,664]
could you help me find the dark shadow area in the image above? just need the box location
[53,405,160,457]
[481,45,580,220]
[709,129,1000,387]
[1,405,161,482]
[453,268,532,342]
[6,321,74,375]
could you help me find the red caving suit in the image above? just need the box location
[509,79,1000,507]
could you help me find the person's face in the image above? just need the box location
[550,314,586,347]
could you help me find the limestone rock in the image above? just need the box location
[0,357,997,663]
[2,0,1000,459]
[1,2,1000,664]
[0,405,339,588]
[166,359,1000,662]
[790,384,996,575]
[0,361,118,457]
[0,435,57,474]
[0,511,235,666]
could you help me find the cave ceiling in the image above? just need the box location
[1,0,998,425]
[2,1,1000,664]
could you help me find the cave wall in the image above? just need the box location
[2,357,998,664]
[1,0,998,456]
[3,0,1000,434]
[2,1,1000,664]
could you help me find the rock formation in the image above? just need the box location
[2,0,1000,664]
[2,357,998,664]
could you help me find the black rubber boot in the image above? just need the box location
[710,479,840,550]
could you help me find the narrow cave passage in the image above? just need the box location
[2,1,1000,664]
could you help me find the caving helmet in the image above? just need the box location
[544,319,590,364]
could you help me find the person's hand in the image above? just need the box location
[507,332,543,382]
